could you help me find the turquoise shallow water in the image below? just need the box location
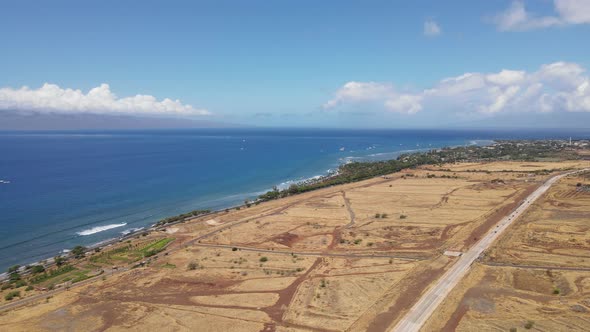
[0,128,586,270]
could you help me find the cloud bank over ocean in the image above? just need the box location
[0,83,210,117]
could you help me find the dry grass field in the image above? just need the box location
[423,170,590,332]
[2,160,589,332]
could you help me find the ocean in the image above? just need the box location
[0,128,587,271]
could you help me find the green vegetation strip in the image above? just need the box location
[141,238,174,257]
[257,140,584,203]
[90,238,175,265]
[30,265,75,284]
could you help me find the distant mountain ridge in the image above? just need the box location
[0,110,238,130]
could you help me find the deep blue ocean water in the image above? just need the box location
[0,128,587,271]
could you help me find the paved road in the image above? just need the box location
[392,168,589,332]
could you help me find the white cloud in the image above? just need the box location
[486,70,526,86]
[555,0,590,24]
[0,83,210,116]
[492,0,590,31]
[423,19,442,36]
[322,81,422,114]
[324,61,590,115]
[322,81,396,109]
[384,94,423,114]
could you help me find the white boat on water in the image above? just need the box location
[0,180,10,184]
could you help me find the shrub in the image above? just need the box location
[553,288,560,295]
[14,280,27,288]
[7,265,20,273]
[143,250,158,258]
[25,286,34,291]
[399,214,407,219]
[54,256,66,266]
[259,257,268,262]
[30,265,45,274]
[524,321,534,329]
[1,283,12,290]
[232,247,238,251]
[4,290,20,301]
[381,213,388,218]
[510,328,517,332]
[375,213,381,218]
[9,272,21,282]
[71,245,86,259]
[187,262,198,270]
[320,280,326,288]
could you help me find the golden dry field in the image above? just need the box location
[1,160,589,332]
[423,170,590,332]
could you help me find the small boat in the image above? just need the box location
[0,180,10,184]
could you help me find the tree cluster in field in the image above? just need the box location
[155,209,211,226]
[256,140,588,203]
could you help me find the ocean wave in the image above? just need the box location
[276,175,322,190]
[275,168,337,191]
[121,227,144,236]
[76,223,127,236]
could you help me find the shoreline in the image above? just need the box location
[0,139,496,276]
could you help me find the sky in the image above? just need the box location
[1,0,590,129]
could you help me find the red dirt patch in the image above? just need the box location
[271,232,300,247]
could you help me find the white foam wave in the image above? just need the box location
[121,227,144,236]
[276,175,322,190]
[77,223,127,236]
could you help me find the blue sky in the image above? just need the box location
[1,0,590,128]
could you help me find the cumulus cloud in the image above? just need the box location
[324,61,590,115]
[322,81,422,114]
[0,83,210,116]
[423,19,442,36]
[491,0,590,31]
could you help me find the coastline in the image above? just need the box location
[0,139,497,276]
[0,139,497,277]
